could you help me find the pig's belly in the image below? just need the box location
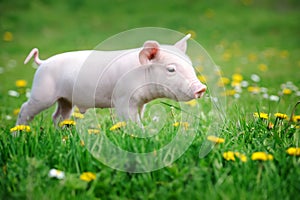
[70,87,115,112]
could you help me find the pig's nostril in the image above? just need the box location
[194,86,206,98]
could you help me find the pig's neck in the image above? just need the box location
[131,69,175,107]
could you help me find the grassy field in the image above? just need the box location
[1,0,300,199]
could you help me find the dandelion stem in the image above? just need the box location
[285,101,300,134]
[160,101,201,119]
[273,117,279,129]
[256,163,263,185]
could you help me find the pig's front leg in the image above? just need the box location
[115,103,142,126]
[139,104,146,119]
[17,99,55,125]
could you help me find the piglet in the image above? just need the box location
[16,34,206,126]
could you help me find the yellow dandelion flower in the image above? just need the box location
[222,52,232,61]
[181,122,189,130]
[241,0,253,6]
[223,151,235,161]
[80,140,85,146]
[3,31,13,42]
[248,53,257,62]
[10,125,31,132]
[274,113,288,120]
[74,107,80,112]
[110,121,126,131]
[258,63,268,72]
[223,152,247,162]
[204,9,215,19]
[222,89,236,96]
[13,108,20,116]
[292,115,300,123]
[15,80,27,88]
[253,112,268,120]
[184,99,197,107]
[247,86,260,94]
[282,88,292,95]
[80,172,96,182]
[173,122,189,130]
[59,119,76,127]
[251,152,273,161]
[173,122,180,127]
[232,73,243,83]
[207,135,225,144]
[279,50,289,58]
[235,152,247,162]
[286,147,300,156]
[72,112,84,119]
[218,77,230,87]
[231,81,241,87]
[88,129,100,134]
[197,75,207,83]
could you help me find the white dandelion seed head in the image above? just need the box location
[269,95,280,102]
[260,87,268,93]
[6,115,12,120]
[26,91,31,98]
[286,81,293,86]
[56,171,65,179]
[282,81,298,91]
[241,81,249,88]
[234,86,242,93]
[234,94,240,99]
[262,93,269,99]
[251,74,260,82]
[48,169,57,178]
[280,83,287,89]
[8,90,19,97]
[48,169,65,179]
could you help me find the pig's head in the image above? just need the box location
[138,34,207,102]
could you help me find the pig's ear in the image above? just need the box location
[174,34,191,53]
[139,41,160,65]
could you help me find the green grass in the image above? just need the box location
[1,0,300,199]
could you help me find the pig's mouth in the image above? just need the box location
[194,86,206,98]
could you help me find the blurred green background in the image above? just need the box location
[1,0,299,88]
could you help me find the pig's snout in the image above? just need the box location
[192,83,207,98]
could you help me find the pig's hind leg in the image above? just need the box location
[52,98,73,124]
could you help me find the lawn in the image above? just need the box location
[1,0,300,199]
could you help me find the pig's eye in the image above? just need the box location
[167,65,176,73]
